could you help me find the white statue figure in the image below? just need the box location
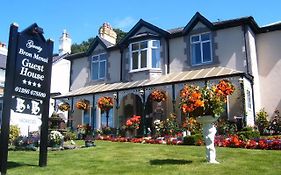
[203,123,220,164]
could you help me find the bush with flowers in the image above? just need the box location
[179,79,235,118]
[76,99,90,110]
[151,89,167,102]
[48,130,64,147]
[125,115,141,130]
[58,102,70,111]
[97,96,113,112]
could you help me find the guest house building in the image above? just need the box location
[55,12,281,135]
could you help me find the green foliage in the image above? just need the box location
[71,28,127,54]
[237,130,260,141]
[161,113,181,136]
[9,125,20,145]
[71,37,95,54]
[63,130,77,141]
[113,28,127,43]
[256,108,269,134]
[216,118,237,135]
[183,134,203,145]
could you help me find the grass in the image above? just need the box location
[6,140,281,175]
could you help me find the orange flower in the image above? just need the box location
[151,90,167,102]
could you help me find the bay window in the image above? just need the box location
[130,40,161,71]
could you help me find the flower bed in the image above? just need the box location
[95,134,281,150]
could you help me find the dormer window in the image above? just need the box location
[130,40,161,71]
[190,32,212,65]
[91,53,106,80]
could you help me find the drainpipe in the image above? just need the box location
[242,25,250,75]
[165,38,170,74]
[120,49,123,81]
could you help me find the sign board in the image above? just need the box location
[0,23,53,174]
[11,97,42,116]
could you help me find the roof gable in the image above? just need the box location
[118,19,169,46]
[183,12,214,34]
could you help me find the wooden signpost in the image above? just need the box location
[0,23,53,174]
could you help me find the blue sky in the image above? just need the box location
[1,0,281,53]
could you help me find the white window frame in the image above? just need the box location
[190,32,213,66]
[129,40,161,72]
[91,53,107,80]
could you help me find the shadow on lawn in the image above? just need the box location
[7,161,36,169]
[150,159,192,165]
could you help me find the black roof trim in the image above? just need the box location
[260,23,281,33]
[118,19,169,47]
[66,36,112,60]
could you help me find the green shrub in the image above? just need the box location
[256,108,269,135]
[237,130,260,141]
[183,134,203,145]
[64,130,77,141]
[9,125,20,145]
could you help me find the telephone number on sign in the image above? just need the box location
[14,86,46,98]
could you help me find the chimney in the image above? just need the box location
[0,42,7,56]
[99,23,117,45]
[58,29,72,56]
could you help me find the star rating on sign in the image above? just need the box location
[22,79,42,89]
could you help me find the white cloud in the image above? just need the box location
[114,16,137,31]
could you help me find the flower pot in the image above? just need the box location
[197,115,219,164]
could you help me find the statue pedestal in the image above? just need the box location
[197,115,220,164]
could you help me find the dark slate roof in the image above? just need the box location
[167,27,184,34]
[0,54,7,69]
[98,36,114,48]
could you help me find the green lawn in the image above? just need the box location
[7,140,281,175]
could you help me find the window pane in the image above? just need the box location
[140,41,148,49]
[141,50,147,68]
[132,52,138,69]
[92,56,98,62]
[83,110,90,125]
[201,33,210,41]
[152,48,160,68]
[132,43,139,51]
[92,62,98,80]
[100,54,106,60]
[100,61,106,78]
[191,35,199,42]
[191,43,201,65]
[152,40,160,47]
[202,42,211,62]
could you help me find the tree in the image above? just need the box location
[71,28,127,54]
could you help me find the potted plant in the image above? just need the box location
[98,96,114,126]
[151,89,167,102]
[48,130,64,148]
[125,115,141,137]
[179,79,235,163]
[76,99,90,110]
[58,102,70,112]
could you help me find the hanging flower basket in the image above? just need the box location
[76,99,90,110]
[58,102,70,112]
[151,89,167,102]
[97,96,113,112]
